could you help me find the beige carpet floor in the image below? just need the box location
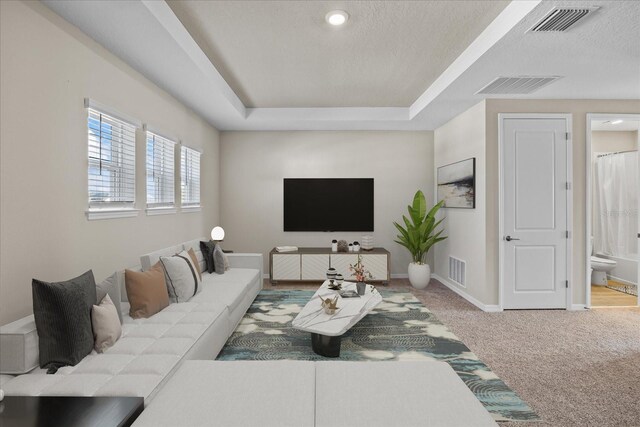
[267,279,640,426]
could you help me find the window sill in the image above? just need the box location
[86,208,140,220]
[181,206,201,213]
[146,207,177,216]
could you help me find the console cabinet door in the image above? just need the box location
[301,254,330,280]
[272,254,301,280]
[360,254,389,281]
[330,254,358,279]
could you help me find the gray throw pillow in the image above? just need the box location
[200,240,216,274]
[96,271,123,323]
[32,270,97,371]
[213,244,226,275]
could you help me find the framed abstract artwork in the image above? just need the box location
[437,158,475,209]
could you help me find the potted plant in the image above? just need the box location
[349,254,373,295]
[393,190,447,289]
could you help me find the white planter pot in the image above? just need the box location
[408,262,431,289]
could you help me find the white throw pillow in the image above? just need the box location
[92,294,122,353]
[160,251,202,303]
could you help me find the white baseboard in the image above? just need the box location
[432,274,502,312]
[570,304,587,311]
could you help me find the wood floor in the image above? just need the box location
[591,282,638,307]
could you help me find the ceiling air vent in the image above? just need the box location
[529,7,598,32]
[477,76,562,95]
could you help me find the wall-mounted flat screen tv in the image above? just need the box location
[283,178,374,232]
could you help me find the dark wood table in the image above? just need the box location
[0,396,144,427]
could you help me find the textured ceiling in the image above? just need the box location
[42,0,640,131]
[167,0,509,108]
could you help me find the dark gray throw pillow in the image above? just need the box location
[32,270,97,371]
[213,244,226,275]
[200,240,216,274]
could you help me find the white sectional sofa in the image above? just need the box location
[131,360,498,427]
[1,238,263,403]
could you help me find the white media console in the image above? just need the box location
[269,247,390,285]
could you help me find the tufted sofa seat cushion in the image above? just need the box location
[3,292,228,402]
[191,268,260,312]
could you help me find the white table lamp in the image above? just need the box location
[211,226,225,241]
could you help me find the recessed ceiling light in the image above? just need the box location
[611,119,623,125]
[326,10,349,26]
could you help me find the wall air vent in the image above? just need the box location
[477,76,562,95]
[449,256,466,286]
[529,7,598,32]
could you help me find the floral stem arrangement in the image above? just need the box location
[349,254,373,283]
[393,190,447,264]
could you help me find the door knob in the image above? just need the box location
[505,236,520,242]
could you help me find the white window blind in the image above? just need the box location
[146,131,176,208]
[88,108,136,209]
[181,146,201,207]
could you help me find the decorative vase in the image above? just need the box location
[353,241,360,252]
[356,282,366,295]
[361,235,374,251]
[326,268,337,281]
[337,240,348,252]
[331,240,338,252]
[408,263,431,289]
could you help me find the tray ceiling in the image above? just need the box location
[167,0,509,108]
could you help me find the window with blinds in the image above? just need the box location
[146,131,176,209]
[181,146,201,208]
[88,108,136,209]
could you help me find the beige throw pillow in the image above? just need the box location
[91,294,122,353]
[187,248,202,281]
[125,263,170,319]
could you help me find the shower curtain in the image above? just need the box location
[593,151,639,258]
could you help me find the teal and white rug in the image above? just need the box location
[217,290,539,422]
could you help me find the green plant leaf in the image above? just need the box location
[393,192,447,262]
[412,190,427,219]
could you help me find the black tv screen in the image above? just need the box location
[284,178,374,232]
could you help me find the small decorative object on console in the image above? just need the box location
[353,241,360,252]
[331,240,338,252]
[337,240,348,252]
[361,235,374,251]
[348,243,353,252]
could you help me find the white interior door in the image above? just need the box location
[502,117,569,309]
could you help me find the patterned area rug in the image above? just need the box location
[217,290,539,422]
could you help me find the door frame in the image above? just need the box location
[585,113,640,308]
[498,113,573,310]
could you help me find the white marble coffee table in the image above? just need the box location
[292,280,382,357]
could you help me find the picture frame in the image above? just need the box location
[437,158,476,209]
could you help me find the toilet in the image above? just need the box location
[591,256,617,286]
[590,237,617,286]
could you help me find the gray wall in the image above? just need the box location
[0,1,220,324]
[219,131,434,277]
[433,101,490,304]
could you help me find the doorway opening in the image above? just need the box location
[586,114,640,308]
